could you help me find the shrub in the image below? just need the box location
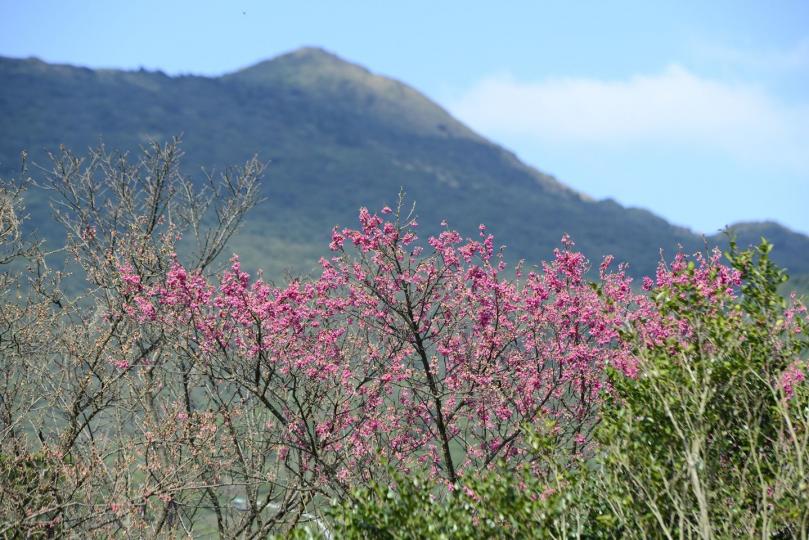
[318,241,809,539]
[0,451,63,538]
[594,240,809,537]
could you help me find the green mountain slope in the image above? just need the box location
[2,47,807,279]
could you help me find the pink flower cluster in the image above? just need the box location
[780,362,807,398]
[115,206,806,487]
[116,208,648,484]
[633,248,744,350]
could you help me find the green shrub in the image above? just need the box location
[315,241,809,539]
[0,450,63,538]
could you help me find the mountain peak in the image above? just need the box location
[226,46,371,87]
[244,47,359,76]
[279,46,350,65]
[225,47,480,141]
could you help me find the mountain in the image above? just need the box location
[2,47,808,279]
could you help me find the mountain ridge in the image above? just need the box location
[224,47,582,200]
[1,48,807,279]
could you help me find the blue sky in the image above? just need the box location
[2,0,808,235]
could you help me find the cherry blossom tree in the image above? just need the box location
[119,195,645,514]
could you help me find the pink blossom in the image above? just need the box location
[115,208,651,486]
[780,362,806,398]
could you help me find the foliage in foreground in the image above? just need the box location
[593,240,809,537]
[1,142,807,538]
[317,240,809,539]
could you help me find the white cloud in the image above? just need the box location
[693,37,809,73]
[447,65,809,172]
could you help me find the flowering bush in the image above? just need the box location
[593,239,809,537]
[118,200,643,495]
[321,240,809,539]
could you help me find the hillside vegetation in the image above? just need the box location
[2,48,808,282]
